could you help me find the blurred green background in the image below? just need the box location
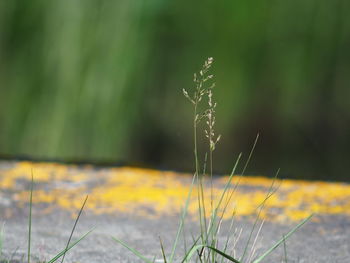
[0,0,349,181]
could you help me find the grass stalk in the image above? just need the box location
[47,229,94,263]
[159,237,168,263]
[247,219,265,263]
[194,103,206,248]
[183,244,241,263]
[60,195,89,263]
[24,171,91,263]
[220,211,236,263]
[169,173,196,263]
[240,170,279,262]
[27,169,34,263]
[112,237,153,263]
[283,234,288,263]
[114,57,313,263]
[252,214,313,263]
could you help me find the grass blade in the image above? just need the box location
[252,214,313,263]
[247,219,265,263]
[220,211,236,263]
[169,174,196,263]
[241,133,259,176]
[60,195,89,263]
[112,236,153,263]
[28,169,34,263]
[47,228,94,263]
[182,244,241,263]
[159,237,168,263]
[206,246,241,263]
[182,221,188,258]
[181,235,201,263]
[283,234,288,263]
[202,153,241,248]
[0,223,4,260]
[240,170,279,262]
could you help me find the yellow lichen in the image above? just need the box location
[0,161,349,222]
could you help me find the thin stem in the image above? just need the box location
[194,103,204,246]
[61,195,89,263]
[27,169,34,263]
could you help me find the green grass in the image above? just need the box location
[0,176,92,263]
[0,58,313,262]
[112,58,313,263]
